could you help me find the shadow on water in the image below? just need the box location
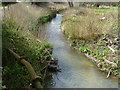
[39,14,118,88]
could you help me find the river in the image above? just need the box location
[39,14,118,88]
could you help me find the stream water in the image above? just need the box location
[39,14,118,88]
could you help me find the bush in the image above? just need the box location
[61,8,102,40]
[38,14,51,23]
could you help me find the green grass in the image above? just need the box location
[111,6,118,10]
[2,3,58,88]
[91,8,110,14]
[38,11,56,24]
[90,6,118,14]
[2,19,53,88]
[2,28,52,88]
[70,33,118,76]
[0,5,3,7]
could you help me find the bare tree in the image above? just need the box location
[67,0,74,8]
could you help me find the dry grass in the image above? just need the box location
[61,7,118,40]
[103,10,118,33]
[3,3,51,33]
[62,8,102,39]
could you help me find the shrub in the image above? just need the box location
[62,8,102,40]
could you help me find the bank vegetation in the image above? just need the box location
[61,6,119,78]
[2,2,57,89]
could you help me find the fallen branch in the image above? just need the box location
[107,69,111,78]
[40,63,50,72]
[105,59,117,68]
[8,48,43,89]
[85,53,99,64]
[36,39,42,43]
[108,46,116,53]
[43,68,47,80]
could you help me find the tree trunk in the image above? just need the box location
[67,0,74,8]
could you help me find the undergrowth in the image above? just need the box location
[2,22,53,88]
[38,12,56,24]
[2,3,55,88]
[61,7,119,77]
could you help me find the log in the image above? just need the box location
[8,48,43,89]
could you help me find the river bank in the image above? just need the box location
[1,2,119,88]
[61,6,119,78]
[2,3,58,89]
[42,14,118,88]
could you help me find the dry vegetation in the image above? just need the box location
[61,6,119,77]
[2,2,56,88]
[61,7,118,40]
[3,3,52,34]
[61,8,101,40]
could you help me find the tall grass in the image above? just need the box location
[61,7,119,76]
[2,3,54,88]
[3,3,51,35]
[62,8,102,40]
[61,7,118,40]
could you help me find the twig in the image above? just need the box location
[40,63,50,72]
[105,59,117,68]
[108,46,115,53]
[107,69,111,78]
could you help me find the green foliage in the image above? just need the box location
[38,14,51,23]
[2,2,17,6]
[70,31,118,76]
[2,18,53,88]
[38,12,56,24]
[112,23,118,29]
[0,4,3,7]
[3,63,30,88]
[91,8,110,14]
[111,6,118,10]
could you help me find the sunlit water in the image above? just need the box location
[40,14,118,88]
